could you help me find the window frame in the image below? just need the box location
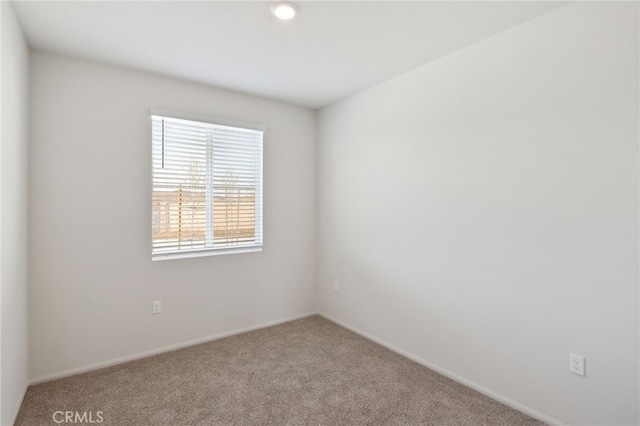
[150,108,265,261]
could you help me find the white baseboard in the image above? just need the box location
[318,312,566,426]
[30,311,318,385]
[8,379,29,426]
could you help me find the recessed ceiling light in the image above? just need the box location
[271,1,299,21]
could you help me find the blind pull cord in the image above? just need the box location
[161,119,165,168]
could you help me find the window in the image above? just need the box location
[151,110,264,260]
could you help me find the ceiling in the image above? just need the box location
[12,1,566,109]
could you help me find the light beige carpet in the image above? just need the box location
[16,316,543,425]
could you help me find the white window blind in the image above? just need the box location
[151,112,263,260]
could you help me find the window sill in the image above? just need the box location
[152,245,262,261]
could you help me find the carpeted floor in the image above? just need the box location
[16,316,543,425]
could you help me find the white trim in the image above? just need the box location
[318,312,567,426]
[9,380,29,425]
[152,246,262,261]
[29,312,317,385]
[150,108,266,132]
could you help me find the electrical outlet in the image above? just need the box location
[333,281,340,292]
[152,300,162,314]
[570,354,585,376]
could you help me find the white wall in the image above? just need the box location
[0,2,30,424]
[29,51,316,380]
[317,3,639,425]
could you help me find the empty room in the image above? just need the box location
[1,1,638,425]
